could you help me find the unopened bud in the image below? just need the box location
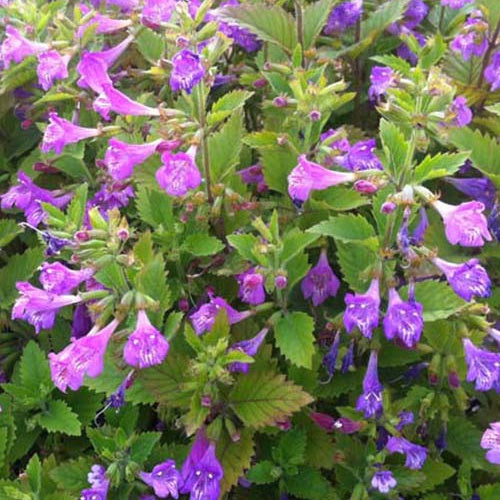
[117,228,129,241]
[273,96,288,107]
[381,201,397,214]
[354,179,378,194]
[275,275,288,289]
[309,110,321,122]
[253,78,268,89]
[75,230,90,242]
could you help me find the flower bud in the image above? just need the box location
[75,230,90,242]
[310,412,335,432]
[381,201,397,214]
[354,179,378,194]
[309,110,321,122]
[275,274,288,289]
[253,78,268,89]
[273,96,288,107]
[117,228,129,241]
[178,297,190,312]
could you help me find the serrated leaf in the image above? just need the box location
[310,186,369,212]
[130,432,161,464]
[308,214,376,243]
[52,155,91,180]
[371,54,413,76]
[0,220,22,247]
[336,241,377,292]
[49,457,94,492]
[135,186,174,229]
[136,27,164,63]
[26,454,42,494]
[303,0,339,49]
[228,370,313,428]
[219,4,297,53]
[414,152,469,183]
[208,90,254,126]
[261,148,298,195]
[227,233,260,262]
[476,484,500,500]
[37,400,81,436]
[64,387,103,426]
[246,460,277,485]
[361,0,410,39]
[281,230,319,265]
[275,427,307,466]
[19,341,52,397]
[66,183,88,228]
[274,312,316,369]
[285,466,336,500]
[419,460,455,492]
[380,118,408,177]
[182,233,224,257]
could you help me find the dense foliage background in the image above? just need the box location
[0,0,499,498]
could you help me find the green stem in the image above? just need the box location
[294,0,305,67]
[196,85,213,203]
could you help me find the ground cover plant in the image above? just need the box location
[0,0,499,498]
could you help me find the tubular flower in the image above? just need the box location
[36,50,70,91]
[156,149,202,197]
[462,338,500,392]
[140,459,182,498]
[480,422,500,465]
[344,279,380,339]
[227,328,268,373]
[0,26,48,69]
[236,268,266,305]
[371,470,397,494]
[356,351,384,418]
[386,436,427,469]
[301,250,340,306]
[169,49,206,94]
[39,262,93,294]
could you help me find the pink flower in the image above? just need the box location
[76,8,132,39]
[0,26,48,69]
[481,422,500,465]
[236,268,266,305]
[123,310,170,369]
[39,262,93,294]
[36,50,71,91]
[156,149,202,197]
[287,155,355,204]
[432,200,492,247]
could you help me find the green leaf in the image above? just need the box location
[37,400,81,436]
[0,247,44,306]
[228,370,313,428]
[303,0,339,49]
[414,152,469,183]
[274,312,316,369]
[136,27,165,63]
[419,34,447,70]
[49,457,94,492]
[64,387,103,426]
[246,460,277,485]
[361,0,410,39]
[261,148,298,195]
[380,118,408,177]
[281,230,319,265]
[310,186,369,212]
[371,54,413,76]
[336,241,377,292]
[181,233,225,257]
[19,341,52,396]
[219,4,297,53]
[419,460,455,492]
[275,427,307,466]
[476,484,500,500]
[449,128,500,186]
[285,466,336,500]
[308,214,376,244]
[0,220,22,247]
[208,90,254,126]
[130,432,161,464]
[135,186,174,229]
[66,183,88,228]
[52,154,91,180]
[26,454,42,494]
[95,262,128,293]
[33,92,76,106]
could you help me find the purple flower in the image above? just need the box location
[388,0,428,34]
[368,66,395,101]
[88,181,135,217]
[371,470,397,494]
[341,340,355,373]
[237,164,267,192]
[105,138,163,180]
[72,303,93,339]
[227,328,268,373]
[333,417,362,434]
[142,0,176,27]
[481,422,500,465]
[76,53,113,93]
[441,0,472,8]
[324,0,363,35]
[41,112,100,155]
[301,250,340,306]
[81,464,109,500]
[450,17,488,60]
[106,0,139,11]
[42,231,71,256]
[310,412,335,432]
[396,30,425,65]
[432,200,492,247]
[123,310,170,369]
[0,26,48,69]
[484,51,500,91]
[287,155,355,204]
[36,50,70,91]
[236,268,265,305]
[169,49,206,94]
[432,257,491,302]
[181,430,224,500]
[156,149,202,197]
[77,10,132,38]
[411,207,428,245]
[462,338,500,392]
[49,319,119,392]
[383,288,423,349]
[449,96,472,127]
[12,282,81,334]
[140,459,181,498]
[322,332,340,380]
[356,350,383,418]
[396,411,414,431]
[344,278,380,339]
[190,295,251,335]
[1,172,72,227]
[94,83,160,120]
[445,177,496,211]
[336,139,383,171]
[39,262,93,294]
[386,436,427,469]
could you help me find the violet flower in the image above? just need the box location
[227,328,268,373]
[383,288,423,349]
[484,51,500,91]
[77,9,132,38]
[324,0,363,35]
[0,26,49,69]
[388,0,428,34]
[356,350,383,418]
[368,66,395,101]
[49,319,120,392]
[123,310,170,369]
[344,278,380,339]
[301,250,340,306]
[335,139,383,171]
[72,303,93,339]
[41,112,100,155]
[287,155,355,205]
[333,417,362,434]
[105,138,164,180]
[140,459,182,498]
[322,332,340,380]
[396,30,425,66]
[444,176,496,211]
[481,422,500,465]
[450,17,488,60]
[432,257,491,302]
[180,430,224,500]
[448,96,472,127]
[386,436,427,469]
[76,52,113,93]
[39,262,93,294]
[36,50,70,91]
[431,200,492,247]
[12,282,81,334]
[142,0,177,27]
[42,231,71,256]
[156,149,202,197]
[441,0,472,8]
[411,207,428,245]
[396,411,414,431]
[1,171,72,227]
[341,340,355,373]
[236,268,266,305]
[462,338,500,392]
[371,470,397,494]
[237,164,267,192]
[169,49,206,94]
[81,464,109,500]
[190,295,251,335]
